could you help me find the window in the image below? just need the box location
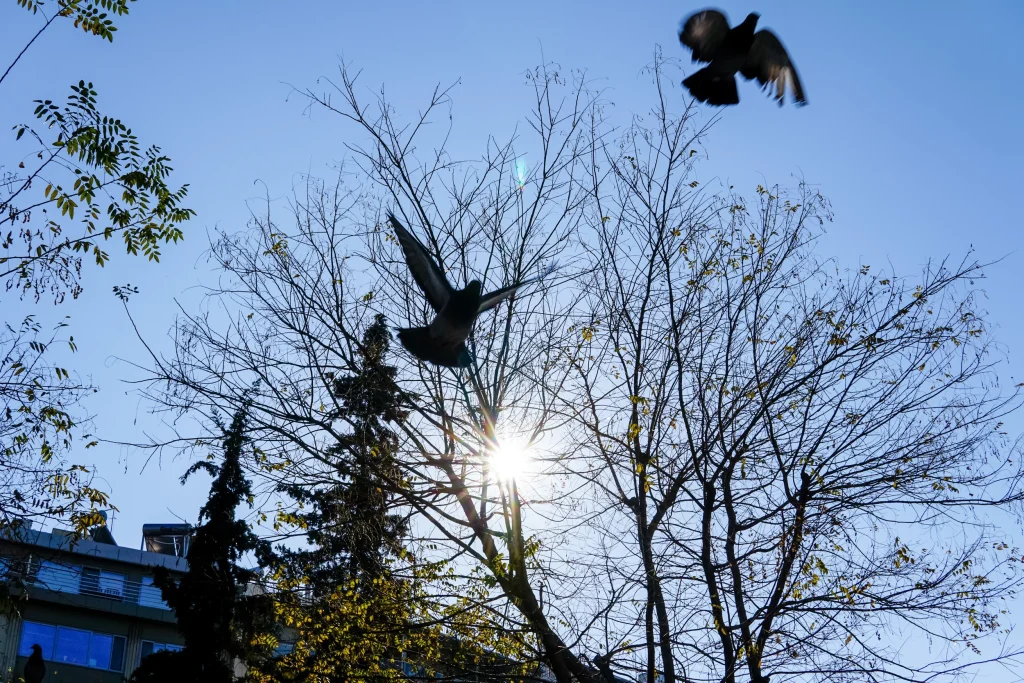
[98,570,125,597]
[80,567,126,599]
[138,575,171,610]
[32,560,81,593]
[55,626,89,665]
[139,640,183,664]
[17,622,55,659]
[18,621,126,672]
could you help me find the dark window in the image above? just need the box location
[139,640,184,665]
[111,634,126,671]
[79,566,126,600]
[88,633,113,669]
[33,560,80,593]
[80,566,101,594]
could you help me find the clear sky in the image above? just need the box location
[2,0,1023,573]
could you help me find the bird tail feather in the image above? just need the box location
[682,67,739,106]
[398,327,471,368]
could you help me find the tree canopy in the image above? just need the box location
[1,0,194,540]
[131,405,276,683]
[133,56,1024,683]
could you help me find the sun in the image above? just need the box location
[489,435,533,482]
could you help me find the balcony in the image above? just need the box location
[25,559,171,610]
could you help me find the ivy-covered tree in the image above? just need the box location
[131,405,276,683]
[1,0,194,540]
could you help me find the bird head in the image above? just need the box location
[743,12,760,27]
[466,279,482,298]
[30,644,42,654]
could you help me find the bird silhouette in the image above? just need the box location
[679,9,805,107]
[24,643,45,683]
[389,213,553,368]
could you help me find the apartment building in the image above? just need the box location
[0,522,191,682]
[0,519,565,683]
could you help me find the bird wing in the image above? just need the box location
[679,9,731,63]
[388,213,453,312]
[477,282,529,314]
[739,30,806,106]
[477,263,557,314]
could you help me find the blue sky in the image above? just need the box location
[2,0,1023,560]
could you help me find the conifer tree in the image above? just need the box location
[279,314,409,595]
[131,405,275,682]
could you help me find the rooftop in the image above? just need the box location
[1,526,189,573]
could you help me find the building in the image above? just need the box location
[0,521,192,682]
[0,519,558,683]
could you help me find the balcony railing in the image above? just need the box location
[23,559,171,610]
[5,557,310,611]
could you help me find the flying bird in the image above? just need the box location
[24,644,45,683]
[388,213,552,368]
[678,9,805,107]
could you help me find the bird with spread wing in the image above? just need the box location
[388,213,553,368]
[678,9,805,107]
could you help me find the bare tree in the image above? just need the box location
[563,62,1024,683]
[132,61,609,683]
[131,55,1024,683]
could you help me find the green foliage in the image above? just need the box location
[0,0,194,543]
[0,313,113,537]
[13,1,132,43]
[256,317,532,683]
[4,78,194,302]
[131,405,277,683]
[277,314,410,593]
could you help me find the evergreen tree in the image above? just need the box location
[279,313,409,594]
[261,315,423,681]
[131,405,276,683]
[248,316,531,683]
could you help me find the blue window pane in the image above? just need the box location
[36,561,80,594]
[18,621,55,658]
[139,577,170,610]
[55,627,90,665]
[89,633,113,670]
[140,641,154,660]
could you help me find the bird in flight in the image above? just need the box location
[678,9,805,107]
[389,213,552,368]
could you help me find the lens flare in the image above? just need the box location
[490,435,532,482]
[514,159,529,189]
